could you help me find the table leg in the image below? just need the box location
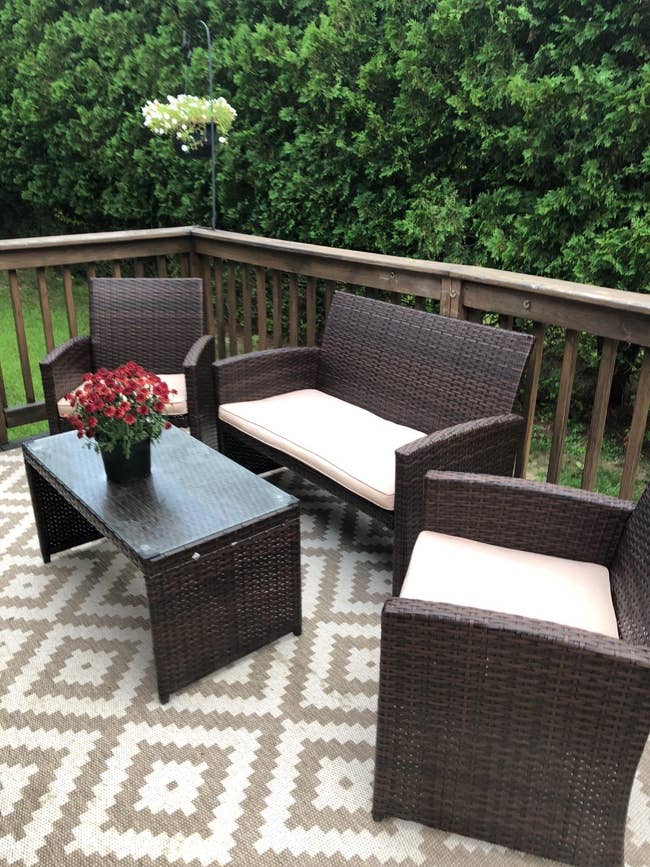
[24,460,102,562]
[145,511,301,703]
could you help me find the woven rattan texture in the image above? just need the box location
[40,335,93,435]
[183,333,218,448]
[214,347,320,405]
[611,484,650,646]
[2,449,650,867]
[373,476,650,867]
[214,293,534,592]
[421,471,634,563]
[392,416,525,591]
[90,278,203,372]
[24,460,103,558]
[22,428,300,702]
[40,278,216,443]
[146,514,301,702]
[317,292,533,433]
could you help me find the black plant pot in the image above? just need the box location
[101,438,151,484]
[173,123,218,159]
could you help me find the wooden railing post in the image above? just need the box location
[214,259,226,358]
[241,266,253,353]
[36,267,55,353]
[8,270,35,404]
[199,255,215,337]
[582,338,618,490]
[255,267,267,351]
[62,266,78,337]
[516,323,546,478]
[440,277,464,318]
[271,271,282,348]
[0,225,647,498]
[547,330,579,484]
[288,274,299,346]
[620,352,650,499]
[227,263,238,355]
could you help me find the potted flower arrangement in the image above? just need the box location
[142,93,236,157]
[65,362,174,483]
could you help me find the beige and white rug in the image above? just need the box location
[0,449,648,867]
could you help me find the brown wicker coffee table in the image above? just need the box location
[22,427,301,703]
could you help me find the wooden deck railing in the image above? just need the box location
[1,226,648,498]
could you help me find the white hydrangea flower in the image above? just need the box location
[141,93,236,152]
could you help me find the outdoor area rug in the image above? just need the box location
[0,447,649,867]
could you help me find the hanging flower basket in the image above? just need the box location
[142,94,236,157]
[172,122,221,160]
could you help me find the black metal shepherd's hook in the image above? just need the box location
[182,20,217,229]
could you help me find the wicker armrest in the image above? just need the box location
[39,336,93,435]
[381,596,650,668]
[391,414,524,592]
[213,346,320,406]
[374,600,650,863]
[423,472,634,565]
[183,335,217,448]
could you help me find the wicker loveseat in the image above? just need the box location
[40,278,218,448]
[214,292,533,591]
[373,471,650,866]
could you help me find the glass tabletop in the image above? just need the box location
[23,427,297,561]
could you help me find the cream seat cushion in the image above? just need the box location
[219,388,425,510]
[57,373,187,418]
[401,530,619,638]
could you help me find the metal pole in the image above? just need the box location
[198,20,216,229]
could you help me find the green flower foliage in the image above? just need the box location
[0,0,647,296]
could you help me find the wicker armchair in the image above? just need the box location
[40,278,217,448]
[214,292,533,592]
[373,471,650,867]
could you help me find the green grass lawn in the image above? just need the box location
[527,423,649,501]
[0,269,89,440]
[1,273,648,498]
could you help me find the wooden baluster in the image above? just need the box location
[546,329,579,484]
[0,363,8,445]
[157,255,168,277]
[189,252,201,278]
[62,266,78,337]
[516,322,546,478]
[256,267,267,351]
[413,295,426,311]
[180,253,191,277]
[288,274,299,346]
[214,259,226,359]
[499,314,514,330]
[581,339,618,490]
[620,351,650,499]
[112,262,122,278]
[8,270,35,403]
[200,255,214,336]
[87,263,97,283]
[241,266,253,353]
[306,277,316,346]
[134,260,146,278]
[272,271,282,348]
[440,277,464,318]
[36,268,55,353]
[324,280,335,314]
[227,263,238,356]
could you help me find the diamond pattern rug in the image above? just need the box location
[0,449,648,867]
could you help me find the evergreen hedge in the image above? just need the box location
[0,0,647,296]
